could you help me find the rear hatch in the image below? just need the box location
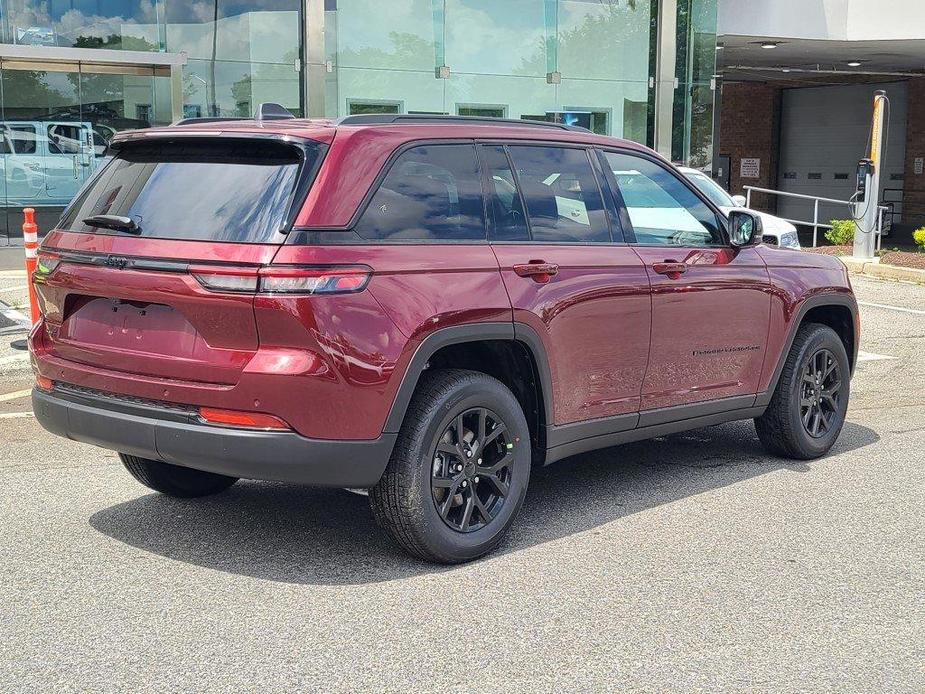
[34,131,327,387]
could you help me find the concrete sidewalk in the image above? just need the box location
[840,256,925,285]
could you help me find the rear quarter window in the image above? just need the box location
[354,143,486,242]
[59,138,324,243]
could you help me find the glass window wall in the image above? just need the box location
[321,0,654,139]
[0,1,303,242]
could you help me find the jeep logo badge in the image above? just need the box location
[105,255,129,269]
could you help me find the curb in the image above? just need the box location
[839,257,925,285]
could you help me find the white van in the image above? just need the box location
[1,121,99,208]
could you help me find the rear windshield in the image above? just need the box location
[59,138,323,243]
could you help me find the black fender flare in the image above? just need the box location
[383,322,554,434]
[755,292,859,408]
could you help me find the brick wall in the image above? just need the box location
[718,82,782,212]
[902,78,925,231]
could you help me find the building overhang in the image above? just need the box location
[718,35,925,84]
[0,44,187,76]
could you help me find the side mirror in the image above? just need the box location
[731,194,747,207]
[728,209,763,247]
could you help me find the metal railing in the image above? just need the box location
[743,186,888,249]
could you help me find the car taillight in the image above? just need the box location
[191,264,372,295]
[35,252,61,276]
[191,265,260,293]
[198,407,290,430]
[259,265,372,294]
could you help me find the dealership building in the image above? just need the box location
[0,0,718,243]
[4,0,923,247]
[715,0,925,244]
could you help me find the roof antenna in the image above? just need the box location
[254,102,295,121]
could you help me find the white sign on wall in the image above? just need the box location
[915,157,923,175]
[740,158,761,179]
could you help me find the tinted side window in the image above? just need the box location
[604,152,723,247]
[481,145,529,241]
[507,145,609,243]
[355,143,485,241]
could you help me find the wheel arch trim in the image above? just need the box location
[755,292,858,409]
[383,322,554,434]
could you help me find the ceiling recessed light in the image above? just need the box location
[782,67,791,73]
[760,41,780,49]
[715,44,724,50]
[847,61,862,67]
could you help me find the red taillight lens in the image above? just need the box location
[190,265,371,295]
[198,407,290,430]
[259,265,372,295]
[35,375,54,392]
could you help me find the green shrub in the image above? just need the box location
[825,219,855,246]
[913,227,925,251]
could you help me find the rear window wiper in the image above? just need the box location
[82,214,141,234]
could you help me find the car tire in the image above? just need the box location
[755,323,850,460]
[369,369,531,564]
[119,454,239,498]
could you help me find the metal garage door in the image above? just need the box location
[777,81,907,227]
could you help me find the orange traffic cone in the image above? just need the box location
[22,207,40,326]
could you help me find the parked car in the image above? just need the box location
[678,166,801,249]
[1,121,98,207]
[31,109,858,563]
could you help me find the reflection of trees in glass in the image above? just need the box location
[335,32,433,71]
[516,4,650,78]
[1,71,74,117]
[73,34,157,52]
[673,0,717,166]
[231,74,253,116]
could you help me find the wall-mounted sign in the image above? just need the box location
[740,158,760,179]
[915,157,923,175]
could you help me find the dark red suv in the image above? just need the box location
[30,108,858,563]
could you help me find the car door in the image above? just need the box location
[4,124,43,203]
[600,149,770,414]
[483,143,650,429]
[44,123,87,204]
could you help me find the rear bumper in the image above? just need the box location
[32,387,396,488]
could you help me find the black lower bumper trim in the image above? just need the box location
[32,388,396,488]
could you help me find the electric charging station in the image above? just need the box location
[852,90,888,260]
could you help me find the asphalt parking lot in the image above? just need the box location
[1,274,923,692]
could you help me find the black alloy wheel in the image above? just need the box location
[431,407,513,533]
[800,348,843,438]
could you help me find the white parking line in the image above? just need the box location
[857,350,897,363]
[857,301,925,316]
[0,285,28,293]
[0,411,33,419]
[0,389,31,402]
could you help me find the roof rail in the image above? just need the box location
[170,116,248,126]
[336,113,591,132]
